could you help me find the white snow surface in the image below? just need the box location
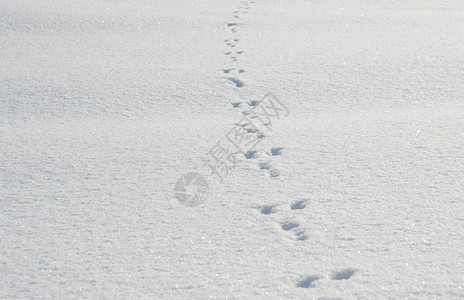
[1,0,464,298]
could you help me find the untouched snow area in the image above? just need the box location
[1,0,464,298]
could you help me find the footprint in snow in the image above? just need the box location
[281,221,308,241]
[259,162,271,170]
[296,275,321,288]
[259,204,278,215]
[244,150,257,159]
[246,127,258,133]
[281,221,299,231]
[248,100,259,106]
[226,77,244,88]
[270,169,280,177]
[291,199,308,210]
[331,268,357,280]
[270,147,283,156]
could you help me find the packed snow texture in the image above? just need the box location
[1,0,463,298]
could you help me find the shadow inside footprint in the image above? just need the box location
[296,234,309,241]
[291,200,308,210]
[270,169,280,177]
[246,127,258,133]
[281,222,299,231]
[296,275,321,288]
[331,268,357,280]
[244,150,257,159]
[248,100,260,106]
[294,229,309,240]
[226,77,245,88]
[259,162,271,170]
[271,147,283,156]
[260,205,276,215]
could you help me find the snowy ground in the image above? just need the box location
[1,0,463,298]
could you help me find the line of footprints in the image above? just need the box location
[259,199,309,241]
[227,1,357,290]
[297,268,358,289]
[222,1,253,89]
[244,146,282,178]
[223,1,280,178]
[259,200,358,288]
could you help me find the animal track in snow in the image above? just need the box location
[227,23,238,33]
[296,275,321,288]
[280,221,308,240]
[270,169,280,177]
[246,127,258,133]
[259,204,278,215]
[248,100,260,106]
[281,221,299,231]
[331,268,357,280]
[244,150,257,159]
[259,162,271,170]
[223,68,244,74]
[291,200,308,210]
[231,101,241,107]
[271,147,283,156]
[226,77,244,88]
[295,231,308,240]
